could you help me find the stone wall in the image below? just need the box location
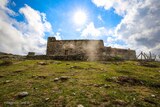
[47,37,104,61]
[46,37,137,61]
[104,47,136,60]
[27,52,35,56]
[26,54,87,60]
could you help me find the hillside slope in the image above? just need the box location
[0,60,160,107]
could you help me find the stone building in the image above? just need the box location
[104,47,136,60]
[46,37,136,60]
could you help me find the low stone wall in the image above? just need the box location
[0,54,25,60]
[26,54,132,61]
[26,54,87,61]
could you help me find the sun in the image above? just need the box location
[73,10,87,25]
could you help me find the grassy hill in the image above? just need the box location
[0,59,160,107]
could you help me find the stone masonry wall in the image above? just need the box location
[104,47,136,60]
[47,37,104,60]
[46,37,136,60]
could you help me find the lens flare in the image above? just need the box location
[73,10,86,25]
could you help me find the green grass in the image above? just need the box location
[0,60,160,107]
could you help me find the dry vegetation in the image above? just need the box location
[0,59,160,107]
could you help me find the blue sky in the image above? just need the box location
[10,0,122,40]
[0,0,160,55]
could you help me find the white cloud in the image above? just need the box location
[53,32,62,40]
[115,0,160,54]
[92,0,160,54]
[81,22,100,37]
[0,0,16,15]
[98,15,103,22]
[81,22,108,38]
[92,0,114,10]
[92,0,132,16]
[19,4,52,37]
[0,0,52,55]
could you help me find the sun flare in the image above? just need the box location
[73,10,86,25]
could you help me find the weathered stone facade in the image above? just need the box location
[27,52,35,56]
[46,37,136,60]
[103,47,136,60]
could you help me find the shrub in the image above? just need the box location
[113,56,124,61]
[0,60,13,66]
[106,55,124,61]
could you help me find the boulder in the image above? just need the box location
[17,92,29,99]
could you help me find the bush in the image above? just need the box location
[140,62,159,68]
[106,55,124,61]
[113,56,124,61]
[0,60,13,66]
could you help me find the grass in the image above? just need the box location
[0,59,160,107]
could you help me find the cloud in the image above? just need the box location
[98,15,103,22]
[81,22,101,37]
[0,0,16,15]
[52,32,62,40]
[81,22,109,38]
[92,0,132,16]
[92,0,160,54]
[0,0,52,55]
[19,5,52,36]
[92,0,114,10]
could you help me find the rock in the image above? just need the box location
[93,84,104,87]
[54,78,59,82]
[53,61,62,64]
[100,68,104,71]
[37,62,48,65]
[17,92,29,99]
[151,94,155,97]
[52,90,56,93]
[4,101,15,106]
[89,99,100,105]
[5,80,11,83]
[70,74,75,76]
[112,77,117,80]
[32,75,47,79]
[53,76,70,82]
[113,99,127,106]
[53,96,65,107]
[72,92,76,96]
[53,86,59,91]
[133,97,136,101]
[59,76,70,81]
[93,84,100,87]
[106,77,117,82]
[77,104,84,107]
[100,102,110,106]
[33,87,38,90]
[104,84,111,88]
[70,66,83,69]
[20,101,30,105]
[37,76,47,79]
[117,76,142,85]
[45,98,50,101]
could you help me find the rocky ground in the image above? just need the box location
[0,59,160,107]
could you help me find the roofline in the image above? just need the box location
[55,39,103,41]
